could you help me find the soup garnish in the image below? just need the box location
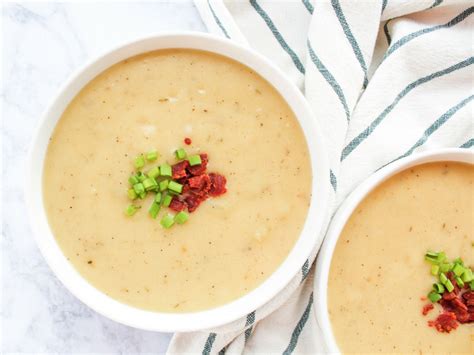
[125,143,227,228]
[422,251,474,333]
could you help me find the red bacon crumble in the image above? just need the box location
[422,303,434,316]
[188,174,211,191]
[209,173,227,196]
[424,272,474,333]
[184,137,192,145]
[187,154,208,176]
[169,151,226,214]
[169,197,186,212]
[428,312,458,333]
[172,161,189,180]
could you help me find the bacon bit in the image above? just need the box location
[170,152,226,214]
[425,274,474,333]
[443,292,456,301]
[188,174,211,191]
[169,197,186,212]
[187,154,208,176]
[462,291,474,301]
[422,303,434,316]
[184,137,192,145]
[428,312,458,333]
[172,161,189,180]
[452,297,468,312]
[454,309,470,324]
[439,299,455,312]
[184,194,205,213]
[209,173,227,196]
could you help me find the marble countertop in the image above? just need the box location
[2,2,206,352]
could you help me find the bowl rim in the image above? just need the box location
[313,148,474,353]
[25,31,330,332]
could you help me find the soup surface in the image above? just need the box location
[43,49,311,312]
[329,162,473,353]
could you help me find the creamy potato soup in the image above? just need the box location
[43,49,311,312]
[329,162,473,354]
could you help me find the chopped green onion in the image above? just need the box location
[175,148,187,160]
[433,283,445,293]
[148,166,160,179]
[128,175,140,185]
[439,272,448,284]
[470,280,474,290]
[168,181,183,194]
[138,191,146,199]
[188,154,202,166]
[159,179,169,192]
[175,211,189,224]
[163,194,172,207]
[127,188,137,200]
[133,183,145,195]
[143,177,157,191]
[461,268,473,282]
[149,202,161,219]
[436,252,446,263]
[425,252,439,264]
[453,257,464,266]
[428,291,442,303]
[160,214,175,229]
[160,163,172,177]
[431,265,439,276]
[155,192,162,203]
[146,150,158,161]
[137,172,147,182]
[455,276,464,288]
[453,263,465,276]
[439,263,452,273]
[444,279,454,293]
[135,155,145,169]
[125,205,140,216]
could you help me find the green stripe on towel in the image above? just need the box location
[250,0,306,74]
[331,0,369,88]
[330,170,338,191]
[207,0,230,39]
[307,40,350,121]
[301,259,310,282]
[244,311,256,343]
[429,0,443,9]
[302,0,314,14]
[282,292,314,355]
[384,7,474,60]
[382,96,474,168]
[202,332,217,355]
[395,96,473,160]
[341,57,474,161]
[460,138,474,149]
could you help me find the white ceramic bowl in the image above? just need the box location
[26,32,330,332]
[314,148,474,353]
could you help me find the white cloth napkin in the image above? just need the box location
[168,0,473,353]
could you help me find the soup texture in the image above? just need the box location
[329,162,473,354]
[43,49,311,312]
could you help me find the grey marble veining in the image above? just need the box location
[1,2,206,353]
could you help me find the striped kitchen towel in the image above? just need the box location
[168,0,473,353]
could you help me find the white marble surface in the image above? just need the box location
[1,1,206,352]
